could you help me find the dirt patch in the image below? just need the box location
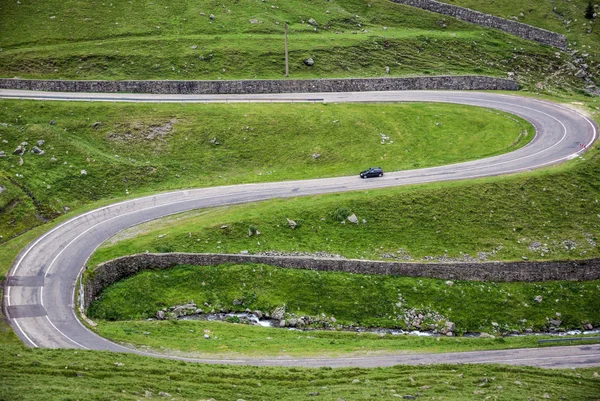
[107,119,178,142]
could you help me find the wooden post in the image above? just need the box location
[284,23,289,78]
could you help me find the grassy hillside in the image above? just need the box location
[0,0,594,94]
[0,99,531,243]
[0,342,597,401]
[88,263,600,333]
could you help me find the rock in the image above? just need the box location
[13,146,25,155]
[479,332,494,338]
[37,140,45,146]
[534,295,543,303]
[156,310,166,320]
[445,321,456,332]
[51,157,57,162]
[114,362,125,366]
[575,69,587,78]
[286,218,297,229]
[64,206,70,212]
[385,66,390,74]
[249,18,259,24]
[32,146,43,154]
[0,185,5,194]
[49,120,55,125]
[288,318,298,327]
[403,396,416,400]
[158,392,171,397]
[312,153,320,159]
[308,18,318,26]
[347,214,358,224]
[445,280,454,286]
[550,319,561,327]
[279,320,286,327]
[191,45,198,49]
[240,250,249,254]
[303,58,315,66]
[0,151,4,158]
[209,14,215,20]
[584,323,593,330]
[204,334,210,339]
[18,157,23,166]
[80,169,87,175]
[272,306,285,320]
[144,390,154,398]
[491,322,499,327]
[91,122,102,129]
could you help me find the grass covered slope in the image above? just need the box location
[0,100,531,243]
[89,128,600,266]
[0,0,591,93]
[88,263,600,334]
[0,344,598,401]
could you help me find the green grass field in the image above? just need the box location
[85,263,600,355]
[0,99,531,243]
[0,0,596,94]
[0,342,598,401]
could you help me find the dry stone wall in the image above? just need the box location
[83,253,600,307]
[391,0,567,50]
[0,76,518,94]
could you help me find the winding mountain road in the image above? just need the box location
[2,90,599,368]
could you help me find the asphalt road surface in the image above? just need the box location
[2,90,599,368]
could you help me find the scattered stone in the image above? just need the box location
[0,185,5,194]
[18,157,23,166]
[204,334,210,339]
[550,319,562,327]
[308,392,320,397]
[64,206,70,212]
[286,218,297,229]
[91,122,103,129]
[0,151,4,158]
[584,323,593,330]
[144,390,154,398]
[303,58,315,66]
[158,392,171,397]
[32,146,43,154]
[312,153,320,159]
[445,280,454,286]
[191,45,198,49]
[37,140,45,146]
[114,362,125,367]
[575,69,587,78]
[209,13,215,20]
[403,396,416,400]
[157,234,166,238]
[240,250,249,254]
[249,18,259,24]
[13,146,25,155]
[80,169,87,175]
[385,66,390,74]
[534,295,543,303]
[49,120,56,125]
[50,157,57,162]
[156,310,165,320]
[308,18,318,26]
[347,214,359,224]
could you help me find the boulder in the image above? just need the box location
[156,310,166,320]
[584,323,593,330]
[32,146,43,154]
[209,14,215,20]
[13,146,25,155]
[347,214,358,224]
[308,18,318,26]
[303,58,315,66]
[272,306,285,321]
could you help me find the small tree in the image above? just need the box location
[585,1,595,20]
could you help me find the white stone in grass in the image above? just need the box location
[204,334,210,339]
[534,295,543,303]
[80,169,87,175]
[347,214,358,224]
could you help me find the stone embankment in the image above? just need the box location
[391,0,567,49]
[0,76,518,94]
[83,253,600,307]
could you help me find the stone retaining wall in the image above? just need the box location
[391,0,567,49]
[0,76,518,94]
[83,253,600,307]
